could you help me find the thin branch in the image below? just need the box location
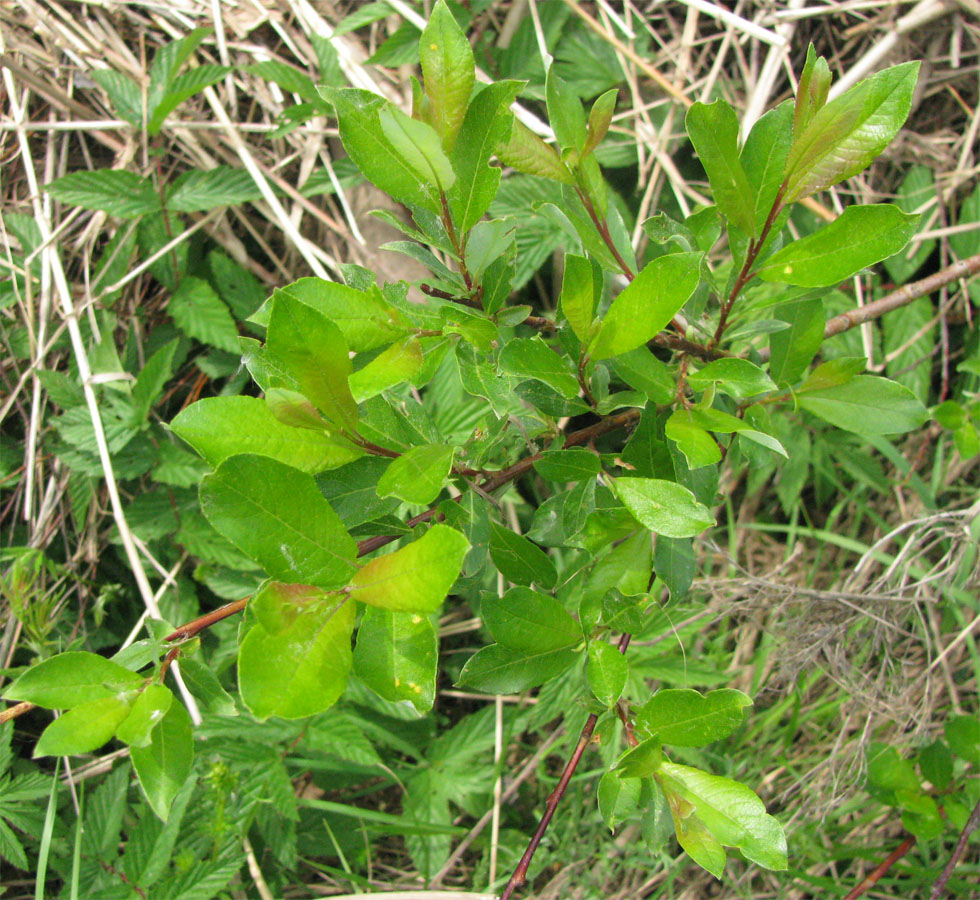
[842,834,916,900]
[929,797,980,900]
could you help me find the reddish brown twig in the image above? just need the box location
[930,797,980,900]
[843,834,916,900]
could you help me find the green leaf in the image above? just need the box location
[172,396,361,473]
[586,530,652,598]
[587,641,628,707]
[597,771,641,832]
[674,407,787,458]
[116,684,174,749]
[768,297,824,385]
[757,205,919,287]
[456,643,579,694]
[883,166,936,283]
[353,606,437,712]
[918,740,953,792]
[613,348,675,405]
[783,61,920,203]
[464,220,514,279]
[582,89,618,159]
[378,105,456,192]
[165,166,264,212]
[481,587,580,653]
[349,523,468,613]
[612,477,715,538]
[173,657,237,717]
[34,697,132,757]
[376,444,455,505]
[664,412,721,469]
[254,278,410,353]
[130,697,194,821]
[317,457,402,528]
[349,337,423,403]
[740,100,794,234]
[238,592,355,719]
[200,454,357,589]
[660,783,727,878]
[589,252,702,360]
[560,253,597,344]
[170,277,241,353]
[498,336,580,398]
[267,293,358,432]
[495,118,574,185]
[945,715,980,765]
[533,448,601,482]
[615,737,664,779]
[654,535,695,599]
[685,101,755,235]
[866,743,920,792]
[688,359,776,400]
[635,688,752,747]
[324,87,441,212]
[148,64,230,134]
[489,522,558,589]
[546,65,587,153]
[658,762,788,872]
[91,69,142,125]
[419,0,474,152]
[449,80,522,233]
[794,46,832,142]
[45,170,161,218]
[798,376,929,435]
[5,651,143,708]
[799,357,866,392]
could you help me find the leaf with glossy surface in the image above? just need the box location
[498,336,580,398]
[688,359,776,400]
[615,737,664,778]
[267,294,358,432]
[115,684,174,749]
[34,697,132,757]
[635,688,752,747]
[740,100,794,233]
[349,337,423,403]
[783,62,919,203]
[317,457,402,528]
[172,396,361,473]
[768,297,824,385]
[798,375,929,435]
[686,101,755,235]
[353,607,437,712]
[612,477,715,538]
[664,413,721,469]
[376,443,455,505]
[200,454,357,588]
[130,697,194,821]
[757,205,919,287]
[349,523,469,613]
[420,0,474,151]
[587,641,628,707]
[598,771,641,832]
[495,118,573,185]
[489,522,558,589]
[481,586,580,653]
[533,448,601,482]
[456,643,578,694]
[560,253,596,343]
[239,592,354,719]
[590,253,702,360]
[379,105,456,192]
[5,651,143,709]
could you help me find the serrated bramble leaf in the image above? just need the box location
[5,651,143,709]
[165,166,265,212]
[200,454,357,588]
[612,477,715,538]
[170,276,241,353]
[46,170,161,218]
[148,64,230,134]
[349,523,469,613]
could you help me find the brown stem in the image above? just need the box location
[0,700,34,724]
[440,192,473,291]
[929,797,980,900]
[576,186,635,281]
[843,834,916,900]
[755,252,980,362]
[163,597,248,643]
[500,633,632,899]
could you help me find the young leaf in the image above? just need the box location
[685,101,755,236]
[498,336,580,398]
[34,698,133,757]
[756,204,919,287]
[349,523,469,613]
[353,607,437,712]
[5,651,144,709]
[614,737,664,778]
[597,771,641,832]
[130,697,194,821]
[768,297,825,385]
[200,454,357,589]
[739,99,795,234]
[587,640,628,707]
[495,118,574,185]
[324,87,441,212]
[546,66,587,153]
[612,478,715,538]
[658,762,788,872]
[589,252,702,359]
[488,522,558,589]
[172,396,361,473]
[419,0,474,152]
[378,105,456,192]
[45,171,161,219]
[267,293,358,432]
[115,684,174,749]
[793,45,832,142]
[238,593,355,719]
[560,253,596,344]
[173,657,237,717]
[456,643,578,694]
[582,89,618,159]
[688,359,776,400]
[147,64,230,134]
[783,61,920,203]
[659,783,727,878]
[481,587,580,653]
[376,443,455,505]
[797,376,929,435]
[349,337,424,403]
[634,688,752,747]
